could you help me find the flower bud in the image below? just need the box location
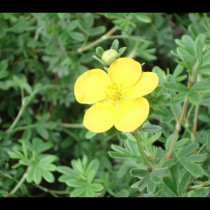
[101,49,119,66]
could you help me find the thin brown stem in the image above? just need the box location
[187,181,210,191]
[77,26,118,53]
[166,97,189,160]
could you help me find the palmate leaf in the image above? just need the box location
[175,142,205,177]
[57,156,102,197]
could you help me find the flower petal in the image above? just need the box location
[108,57,142,89]
[114,97,149,132]
[74,69,112,104]
[126,72,159,99]
[83,102,116,133]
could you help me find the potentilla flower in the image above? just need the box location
[74,57,158,133]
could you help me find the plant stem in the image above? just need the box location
[166,97,189,160]
[134,130,152,172]
[58,123,84,128]
[6,124,37,134]
[187,181,210,191]
[6,84,55,134]
[5,168,28,197]
[32,184,69,197]
[166,62,199,160]
[77,26,118,53]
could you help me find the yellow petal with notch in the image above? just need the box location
[83,102,116,133]
[114,97,149,132]
[108,57,142,89]
[74,69,112,104]
[126,72,158,99]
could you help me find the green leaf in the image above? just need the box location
[26,166,35,183]
[111,39,119,51]
[174,138,189,150]
[145,131,162,145]
[89,183,103,191]
[194,34,206,62]
[135,13,151,23]
[88,159,99,173]
[66,179,86,187]
[32,138,53,153]
[89,26,106,36]
[162,158,177,168]
[56,166,75,176]
[198,66,210,75]
[41,170,55,183]
[96,47,104,57]
[165,134,173,151]
[188,92,202,105]
[174,64,184,77]
[70,31,85,41]
[154,147,164,164]
[188,188,209,197]
[170,165,180,190]
[115,189,130,197]
[108,151,130,159]
[181,35,195,54]
[164,82,189,92]
[147,179,156,193]
[104,126,119,137]
[68,20,79,31]
[190,78,210,93]
[178,172,192,196]
[0,60,9,79]
[179,158,204,177]
[110,144,131,156]
[176,143,199,159]
[184,154,207,162]
[163,177,177,195]
[70,188,85,197]
[86,170,95,183]
[33,167,42,185]
[123,140,139,157]
[35,126,49,139]
[131,176,149,191]
[39,155,57,165]
[152,168,168,177]
[177,47,195,69]
[83,187,95,197]
[118,47,126,56]
[130,168,149,178]
[142,124,162,133]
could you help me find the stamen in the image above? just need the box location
[105,83,126,106]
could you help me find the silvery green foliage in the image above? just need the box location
[0,13,210,197]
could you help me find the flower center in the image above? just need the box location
[105,83,126,107]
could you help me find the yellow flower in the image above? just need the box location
[74,57,158,133]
